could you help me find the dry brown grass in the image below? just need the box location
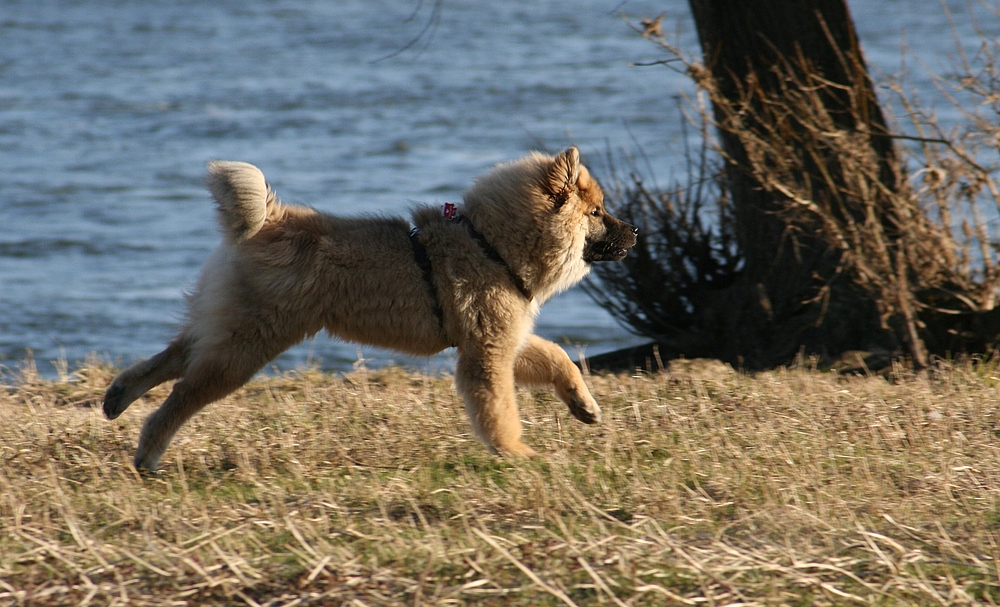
[2,358,1000,605]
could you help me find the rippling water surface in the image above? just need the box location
[1,0,995,376]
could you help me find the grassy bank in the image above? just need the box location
[1,358,999,605]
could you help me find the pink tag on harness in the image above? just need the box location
[442,202,457,220]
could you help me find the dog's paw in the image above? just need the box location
[133,448,163,473]
[566,392,602,425]
[103,383,128,420]
[132,463,163,477]
[499,440,540,459]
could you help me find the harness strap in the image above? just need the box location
[455,215,533,301]
[408,227,445,327]
[408,211,534,337]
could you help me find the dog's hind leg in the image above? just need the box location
[103,339,189,420]
[514,334,602,425]
[132,340,274,471]
[455,348,538,458]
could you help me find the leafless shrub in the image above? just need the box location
[586,131,743,360]
[590,17,1000,368]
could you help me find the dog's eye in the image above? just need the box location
[590,208,601,217]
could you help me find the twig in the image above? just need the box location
[577,557,629,607]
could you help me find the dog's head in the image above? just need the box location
[460,147,637,301]
[544,147,637,263]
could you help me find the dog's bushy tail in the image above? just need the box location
[205,161,275,242]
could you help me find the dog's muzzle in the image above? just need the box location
[584,222,638,263]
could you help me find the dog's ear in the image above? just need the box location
[577,164,595,191]
[547,147,581,210]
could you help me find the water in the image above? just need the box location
[1,0,995,377]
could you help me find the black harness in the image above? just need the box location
[408,213,532,330]
[408,225,444,326]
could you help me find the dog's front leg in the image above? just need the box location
[514,334,602,424]
[454,347,538,458]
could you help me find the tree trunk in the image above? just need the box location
[687,0,914,367]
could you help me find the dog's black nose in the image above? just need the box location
[631,226,639,235]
